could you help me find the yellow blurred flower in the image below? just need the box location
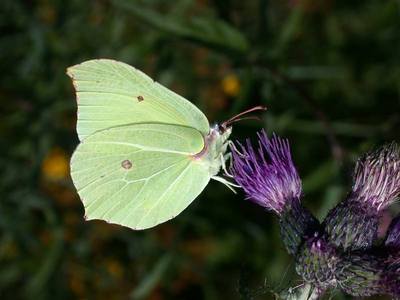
[105,259,124,279]
[42,148,69,180]
[221,74,240,97]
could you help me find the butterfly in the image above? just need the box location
[67,59,265,230]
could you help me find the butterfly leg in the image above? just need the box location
[219,152,234,178]
[228,140,245,157]
[211,175,240,193]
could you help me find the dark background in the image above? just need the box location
[1,0,399,299]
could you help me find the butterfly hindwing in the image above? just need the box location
[67,59,210,140]
[70,123,210,230]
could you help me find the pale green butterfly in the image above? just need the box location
[67,59,265,230]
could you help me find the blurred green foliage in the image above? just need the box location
[0,0,399,299]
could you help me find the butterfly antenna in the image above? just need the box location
[229,116,261,123]
[221,105,267,129]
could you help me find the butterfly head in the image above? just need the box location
[193,106,267,177]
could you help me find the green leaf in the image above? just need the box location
[113,0,248,53]
[130,253,173,300]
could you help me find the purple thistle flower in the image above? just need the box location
[231,130,302,215]
[352,142,400,212]
[231,130,319,256]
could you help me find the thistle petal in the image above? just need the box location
[352,142,400,211]
[231,130,302,215]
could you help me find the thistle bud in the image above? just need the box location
[385,215,400,249]
[336,251,400,298]
[324,143,400,251]
[324,198,379,251]
[385,256,400,297]
[336,252,385,297]
[295,233,338,290]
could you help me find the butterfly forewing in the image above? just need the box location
[67,59,210,141]
[70,123,210,230]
